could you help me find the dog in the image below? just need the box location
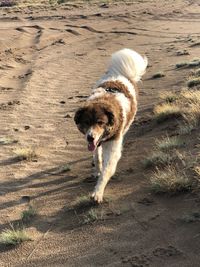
[74,48,147,203]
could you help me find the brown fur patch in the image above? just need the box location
[88,95,124,140]
[75,95,123,142]
[99,80,137,129]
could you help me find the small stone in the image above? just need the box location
[64,114,72,118]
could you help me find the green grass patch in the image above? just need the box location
[21,205,36,223]
[0,227,31,246]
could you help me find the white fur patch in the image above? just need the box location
[88,88,106,101]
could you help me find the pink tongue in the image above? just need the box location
[88,142,96,152]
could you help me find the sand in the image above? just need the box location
[0,0,200,266]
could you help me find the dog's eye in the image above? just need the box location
[98,121,105,126]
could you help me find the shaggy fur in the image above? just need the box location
[74,48,147,203]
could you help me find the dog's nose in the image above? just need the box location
[87,135,94,143]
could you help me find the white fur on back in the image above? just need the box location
[107,48,148,82]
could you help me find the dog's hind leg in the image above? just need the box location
[93,145,102,178]
[92,138,123,203]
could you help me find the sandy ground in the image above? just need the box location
[0,0,200,266]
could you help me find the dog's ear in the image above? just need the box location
[106,110,114,126]
[74,107,84,125]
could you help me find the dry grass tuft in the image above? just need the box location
[144,149,187,169]
[150,166,192,193]
[181,90,200,102]
[176,59,200,69]
[74,195,93,210]
[83,208,100,224]
[143,151,173,168]
[154,103,181,122]
[0,137,18,145]
[21,205,36,223]
[176,49,189,56]
[13,147,37,161]
[156,136,184,151]
[155,89,200,125]
[187,77,200,88]
[0,227,31,246]
[195,167,200,178]
[151,72,165,79]
[192,68,200,76]
[177,122,196,135]
[160,91,178,103]
[180,90,200,127]
[0,0,17,7]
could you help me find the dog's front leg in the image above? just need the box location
[92,138,122,203]
[93,145,102,178]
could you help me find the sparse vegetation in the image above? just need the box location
[180,90,200,102]
[21,205,36,223]
[74,195,92,210]
[195,167,200,178]
[13,147,37,161]
[83,208,100,224]
[156,136,185,151]
[160,91,178,103]
[143,151,173,168]
[151,72,165,79]
[60,164,71,172]
[175,59,200,69]
[187,77,200,88]
[0,227,31,246]
[192,68,200,76]
[180,90,200,127]
[175,61,188,68]
[154,103,181,122]
[181,212,200,223]
[0,137,17,145]
[150,166,191,193]
[0,0,17,7]
[154,89,200,125]
[148,66,200,195]
[176,49,189,56]
[177,122,196,135]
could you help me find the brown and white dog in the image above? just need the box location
[74,48,147,203]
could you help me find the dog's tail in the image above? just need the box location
[108,48,148,82]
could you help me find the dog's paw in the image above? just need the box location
[91,190,103,203]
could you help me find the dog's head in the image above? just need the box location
[74,103,114,152]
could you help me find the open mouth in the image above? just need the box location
[88,141,97,152]
[87,136,103,152]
